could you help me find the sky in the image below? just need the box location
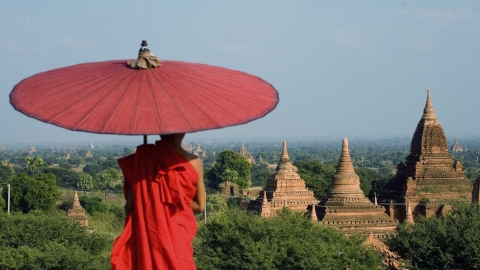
[1,1,479,145]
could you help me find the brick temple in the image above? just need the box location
[451,138,463,152]
[238,142,256,164]
[248,141,318,217]
[66,191,88,227]
[385,90,471,222]
[312,138,398,236]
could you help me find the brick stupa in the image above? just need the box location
[248,141,318,217]
[67,191,88,227]
[387,90,471,221]
[314,138,397,236]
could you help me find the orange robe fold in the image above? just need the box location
[111,140,198,270]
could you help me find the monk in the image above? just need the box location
[111,133,206,270]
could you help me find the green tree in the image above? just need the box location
[68,154,84,167]
[0,165,14,183]
[78,172,94,195]
[209,151,252,190]
[25,156,45,178]
[1,173,60,213]
[99,168,120,201]
[0,213,110,269]
[386,203,480,270]
[296,160,336,200]
[83,163,103,175]
[206,193,228,215]
[42,167,80,188]
[194,209,383,269]
[250,163,273,187]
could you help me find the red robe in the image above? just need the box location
[111,140,198,270]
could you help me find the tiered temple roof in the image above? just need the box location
[238,142,256,164]
[248,141,318,217]
[386,90,471,221]
[66,191,88,227]
[85,149,93,158]
[451,138,463,152]
[314,138,397,236]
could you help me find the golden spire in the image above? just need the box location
[422,90,438,122]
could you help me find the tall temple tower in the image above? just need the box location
[387,90,471,221]
[314,138,397,236]
[248,141,318,217]
[67,191,88,227]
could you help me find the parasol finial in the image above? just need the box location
[128,40,163,70]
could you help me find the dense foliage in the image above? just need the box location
[295,160,336,200]
[386,203,480,270]
[194,209,384,269]
[1,173,60,213]
[207,151,252,189]
[0,213,111,270]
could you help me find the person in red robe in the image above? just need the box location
[111,133,206,270]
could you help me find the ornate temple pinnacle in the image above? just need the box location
[73,190,81,208]
[422,89,437,121]
[275,140,297,173]
[337,137,355,173]
[326,137,364,198]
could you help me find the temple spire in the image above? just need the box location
[73,190,81,208]
[275,140,296,173]
[281,140,289,159]
[326,137,365,198]
[422,89,437,121]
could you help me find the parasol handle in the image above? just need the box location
[143,135,147,145]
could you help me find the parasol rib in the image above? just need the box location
[151,71,194,132]
[73,71,136,131]
[100,70,141,133]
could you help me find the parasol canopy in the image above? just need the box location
[10,41,278,135]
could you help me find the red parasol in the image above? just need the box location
[10,41,278,137]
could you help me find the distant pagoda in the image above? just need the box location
[238,142,256,164]
[248,141,318,217]
[451,138,463,152]
[314,138,397,237]
[67,191,88,227]
[386,90,471,222]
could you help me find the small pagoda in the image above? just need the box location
[451,138,463,152]
[248,141,318,217]
[238,142,256,164]
[386,90,471,221]
[67,191,88,227]
[313,138,397,237]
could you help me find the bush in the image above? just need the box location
[0,212,111,270]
